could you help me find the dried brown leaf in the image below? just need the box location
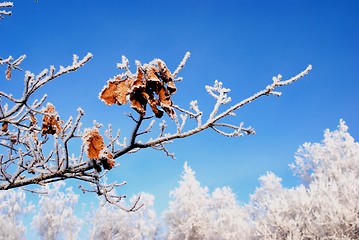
[83,128,105,159]
[83,128,116,171]
[158,86,175,119]
[130,92,147,116]
[29,112,37,127]
[146,93,163,118]
[41,103,62,135]
[145,66,162,93]
[1,122,8,132]
[131,67,146,91]
[158,60,172,83]
[115,79,132,105]
[5,66,11,80]
[99,76,131,105]
[167,80,177,95]
[101,151,115,170]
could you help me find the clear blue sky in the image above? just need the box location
[2,0,359,216]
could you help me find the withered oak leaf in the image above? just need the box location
[1,122,8,132]
[83,128,115,171]
[158,86,175,119]
[99,76,132,106]
[41,103,63,135]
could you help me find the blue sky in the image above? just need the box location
[2,0,359,218]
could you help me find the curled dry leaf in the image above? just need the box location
[130,67,147,116]
[99,76,131,106]
[167,80,176,95]
[83,127,115,171]
[41,103,63,135]
[145,65,160,83]
[158,86,175,119]
[158,60,176,94]
[83,127,104,159]
[132,66,145,91]
[6,66,11,80]
[1,121,8,132]
[29,112,37,127]
[157,60,171,82]
[145,73,166,113]
[99,57,177,119]
[130,92,147,116]
[100,149,115,170]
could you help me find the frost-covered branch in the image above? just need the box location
[0,55,26,80]
[173,51,190,80]
[0,53,92,121]
[0,54,128,206]
[100,53,311,160]
[0,1,13,19]
[1,50,311,211]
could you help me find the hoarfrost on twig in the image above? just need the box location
[0,47,311,211]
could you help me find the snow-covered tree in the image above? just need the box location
[208,187,251,240]
[163,162,211,240]
[250,120,359,239]
[90,192,158,240]
[0,188,33,240]
[290,119,359,239]
[163,162,251,240]
[0,1,311,208]
[0,120,356,239]
[163,121,358,239]
[31,182,82,240]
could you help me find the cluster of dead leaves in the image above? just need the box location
[2,103,115,172]
[1,103,61,145]
[83,127,115,171]
[13,103,60,143]
[42,104,116,171]
[41,103,63,136]
[41,104,117,171]
[99,59,177,119]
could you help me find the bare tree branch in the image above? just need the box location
[0,1,13,20]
